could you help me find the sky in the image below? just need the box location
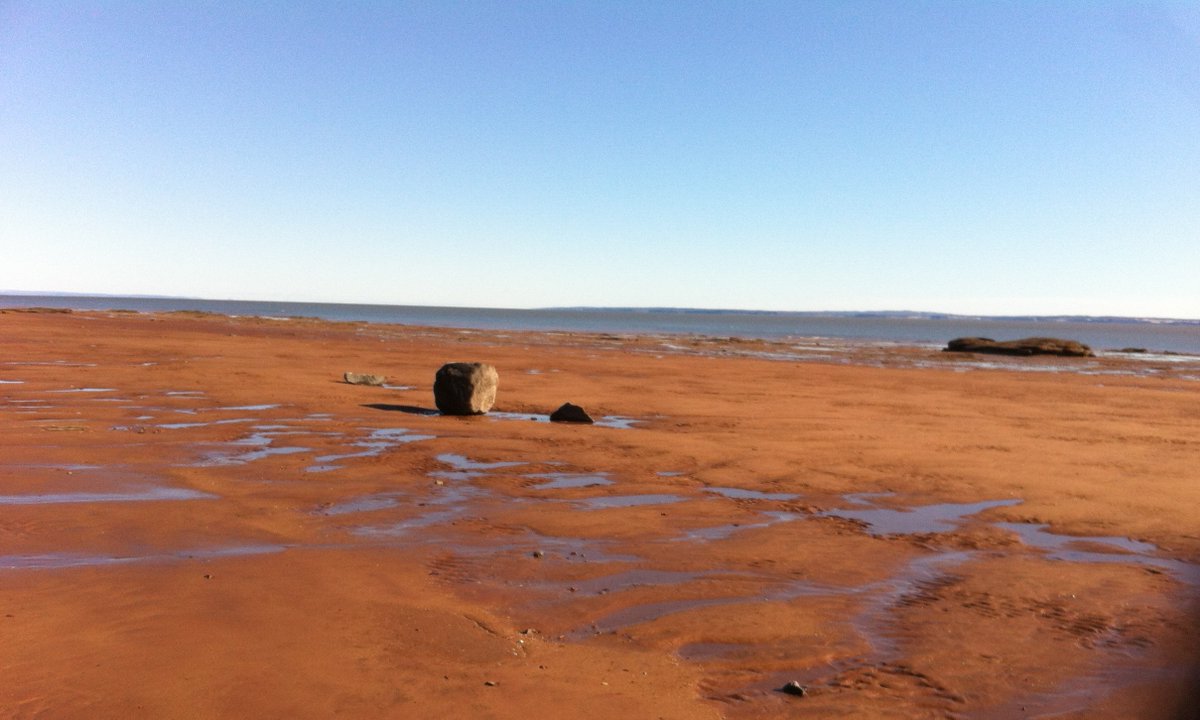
[1,1,1198,317]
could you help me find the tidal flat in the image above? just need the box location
[1,309,1197,719]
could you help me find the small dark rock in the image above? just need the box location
[484,680,497,687]
[531,550,545,559]
[344,372,387,386]
[780,681,808,697]
[549,402,594,424]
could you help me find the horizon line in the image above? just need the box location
[2,289,1198,324]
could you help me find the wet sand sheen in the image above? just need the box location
[0,309,1197,719]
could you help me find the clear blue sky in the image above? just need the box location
[2,1,1197,317]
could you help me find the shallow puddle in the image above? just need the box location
[352,473,485,536]
[353,506,467,536]
[567,569,704,595]
[527,472,613,490]
[574,494,684,510]
[0,543,286,570]
[485,412,641,429]
[822,496,1022,535]
[487,411,550,423]
[436,453,526,471]
[511,532,641,564]
[997,522,1200,585]
[427,469,486,482]
[0,463,101,472]
[706,486,799,501]
[0,486,217,505]
[724,551,983,700]
[196,446,309,467]
[191,431,312,467]
[595,416,640,429]
[822,494,1200,585]
[161,418,260,430]
[848,550,976,657]
[305,427,435,473]
[565,572,829,640]
[318,493,406,515]
[676,511,801,542]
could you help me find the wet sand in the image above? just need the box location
[1,309,1198,719]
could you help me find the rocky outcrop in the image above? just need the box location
[944,337,1095,357]
[549,402,594,424]
[433,363,499,415]
[343,372,386,386]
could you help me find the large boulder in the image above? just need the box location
[944,337,1095,357]
[433,363,499,415]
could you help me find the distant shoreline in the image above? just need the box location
[2,293,1199,355]
[545,306,1200,326]
[2,291,1196,326]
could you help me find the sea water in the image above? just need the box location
[2,294,1197,354]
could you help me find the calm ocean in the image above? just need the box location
[3,295,1198,355]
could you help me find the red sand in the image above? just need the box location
[1,310,1197,719]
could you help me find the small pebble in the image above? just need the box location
[780,681,808,697]
[484,680,497,687]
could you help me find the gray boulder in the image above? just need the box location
[550,402,594,424]
[433,363,499,415]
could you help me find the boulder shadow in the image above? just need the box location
[363,403,440,416]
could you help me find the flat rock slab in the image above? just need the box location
[433,363,499,415]
[944,337,1095,357]
[550,402,594,424]
[344,372,387,386]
